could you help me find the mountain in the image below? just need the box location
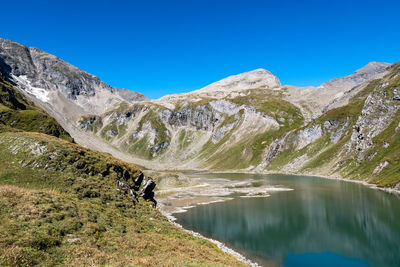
[267,62,400,188]
[1,38,398,191]
[0,38,148,111]
[0,72,72,140]
[0,57,244,266]
[321,61,392,89]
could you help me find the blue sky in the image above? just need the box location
[2,0,400,99]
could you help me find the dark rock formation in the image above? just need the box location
[151,142,170,154]
[116,172,157,207]
[141,179,157,207]
[133,173,144,191]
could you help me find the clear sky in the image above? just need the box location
[2,0,400,99]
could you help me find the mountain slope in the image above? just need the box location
[0,65,245,266]
[266,63,400,188]
[0,73,72,141]
[0,131,244,266]
[0,38,148,149]
[1,38,398,190]
[76,62,393,173]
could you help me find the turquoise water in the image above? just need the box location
[174,173,400,267]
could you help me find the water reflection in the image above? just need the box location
[175,174,400,267]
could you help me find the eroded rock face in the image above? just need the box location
[116,171,157,207]
[295,125,323,150]
[162,105,220,131]
[323,119,350,144]
[264,139,283,166]
[141,179,157,207]
[321,62,391,89]
[212,122,236,143]
[0,38,148,115]
[209,100,240,116]
[348,86,400,161]
[373,161,389,174]
[151,142,169,154]
[134,173,145,191]
[78,116,99,131]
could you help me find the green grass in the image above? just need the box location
[128,134,153,160]
[137,110,169,144]
[191,90,305,170]
[0,78,72,141]
[0,72,244,266]
[268,65,400,187]
[177,129,197,152]
[228,89,303,126]
[0,131,245,266]
[100,121,127,141]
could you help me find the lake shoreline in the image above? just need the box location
[158,208,261,267]
[179,169,400,197]
[264,171,400,197]
[156,170,399,267]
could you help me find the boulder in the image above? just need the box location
[134,173,144,191]
[140,178,157,207]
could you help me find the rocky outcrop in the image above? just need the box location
[194,68,281,93]
[348,83,400,161]
[0,38,148,116]
[295,125,323,150]
[116,169,157,206]
[140,179,157,207]
[161,105,219,131]
[77,116,102,131]
[212,122,237,143]
[321,62,391,89]
[373,161,389,174]
[323,119,350,144]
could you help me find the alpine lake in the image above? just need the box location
[173,173,400,267]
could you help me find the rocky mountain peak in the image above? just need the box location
[321,61,392,89]
[194,68,281,94]
[0,38,148,116]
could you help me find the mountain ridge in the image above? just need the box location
[1,38,399,191]
[0,56,245,266]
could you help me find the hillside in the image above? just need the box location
[0,74,72,141]
[1,38,399,191]
[75,62,399,189]
[267,62,400,188]
[0,71,244,266]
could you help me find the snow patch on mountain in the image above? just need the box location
[12,75,50,102]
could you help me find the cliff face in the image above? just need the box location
[1,38,398,188]
[0,71,72,141]
[0,38,147,116]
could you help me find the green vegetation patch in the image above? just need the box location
[0,131,244,266]
[0,78,72,141]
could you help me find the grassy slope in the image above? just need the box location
[0,78,244,266]
[200,92,304,170]
[0,77,72,141]
[337,64,400,187]
[86,88,304,169]
[268,64,400,187]
[77,65,399,187]
[0,132,244,266]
